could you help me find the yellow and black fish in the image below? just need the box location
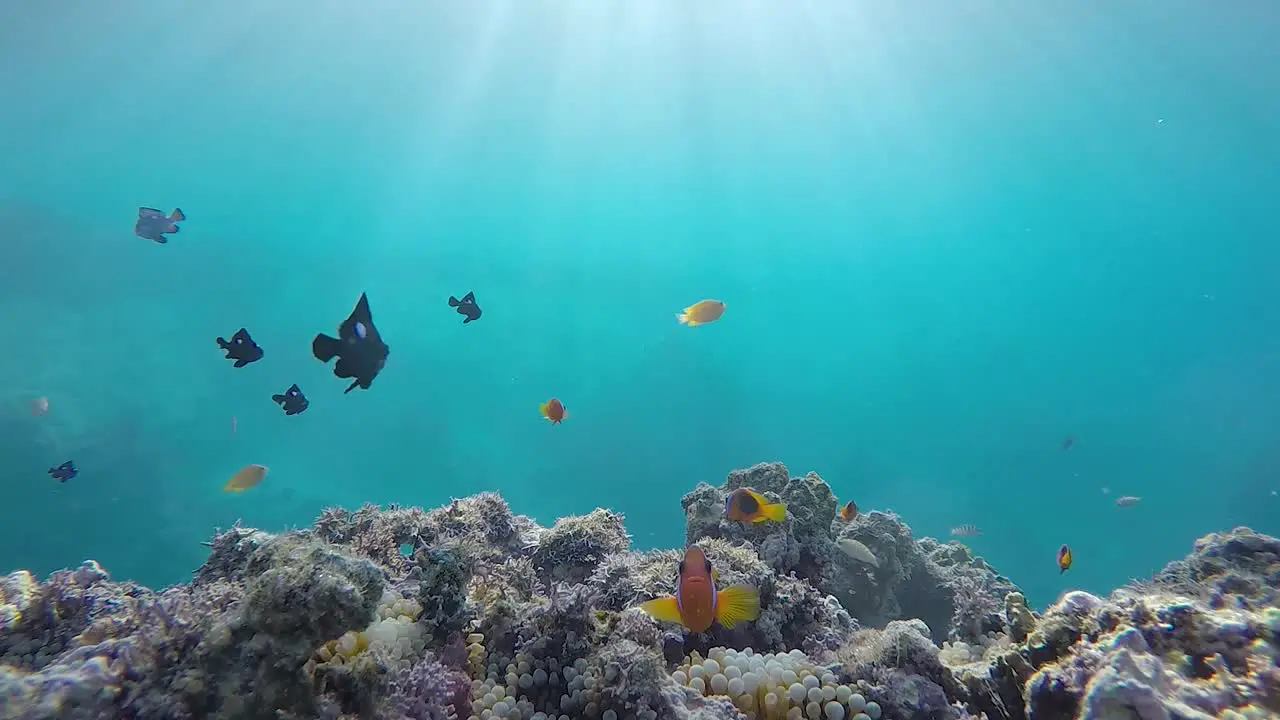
[724,488,786,524]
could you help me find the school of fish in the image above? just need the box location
[25,206,1134,601]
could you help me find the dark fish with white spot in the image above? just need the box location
[134,207,185,244]
[48,461,77,483]
[312,292,390,393]
[272,383,309,415]
[448,291,482,324]
[216,328,264,368]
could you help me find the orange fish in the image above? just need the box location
[724,488,786,524]
[638,545,759,633]
[223,464,268,493]
[539,397,568,424]
[839,500,858,521]
[1057,544,1072,574]
[676,299,726,327]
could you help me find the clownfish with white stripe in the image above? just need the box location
[638,545,760,633]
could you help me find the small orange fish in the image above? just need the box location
[838,500,859,521]
[676,299,725,327]
[638,545,759,633]
[724,488,786,524]
[1057,544,1072,574]
[539,398,568,424]
[224,464,268,492]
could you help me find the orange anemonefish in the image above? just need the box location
[724,488,786,524]
[838,500,858,521]
[638,545,760,633]
[539,397,568,424]
[1057,544,1072,574]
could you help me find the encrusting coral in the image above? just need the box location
[1,461,1278,720]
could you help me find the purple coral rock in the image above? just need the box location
[386,653,472,720]
[875,670,956,720]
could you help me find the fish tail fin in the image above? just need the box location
[167,224,181,233]
[233,359,249,368]
[539,402,550,419]
[637,596,684,625]
[760,502,787,523]
[170,208,185,221]
[271,393,285,404]
[448,296,460,307]
[312,334,340,362]
[714,585,760,629]
[216,337,228,349]
[676,312,689,324]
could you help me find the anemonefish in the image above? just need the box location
[539,397,568,424]
[638,545,760,633]
[724,488,786,524]
[1057,544,1073,574]
[676,299,726,327]
[838,500,858,521]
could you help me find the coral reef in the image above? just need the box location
[1,461,1277,720]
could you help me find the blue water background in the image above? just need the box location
[1,2,1278,610]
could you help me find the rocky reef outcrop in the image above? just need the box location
[0,461,1275,720]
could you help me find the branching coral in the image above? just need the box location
[382,650,472,720]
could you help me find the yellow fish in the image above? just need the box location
[223,464,268,492]
[676,299,725,327]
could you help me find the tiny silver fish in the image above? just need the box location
[1115,496,1142,507]
[950,524,981,538]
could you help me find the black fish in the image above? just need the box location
[312,292,390,393]
[135,207,185,244]
[48,461,77,483]
[448,291,482,324]
[216,327,264,368]
[272,383,309,415]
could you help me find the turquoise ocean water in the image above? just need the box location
[1,2,1277,610]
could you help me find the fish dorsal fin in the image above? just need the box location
[463,291,475,303]
[339,293,375,341]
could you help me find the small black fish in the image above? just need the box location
[448,291,482,324]
[48,461,77,483]
[216,327,264,368]
[312,292,390,393]
[135,207,185,244]
[272,383,309,415]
